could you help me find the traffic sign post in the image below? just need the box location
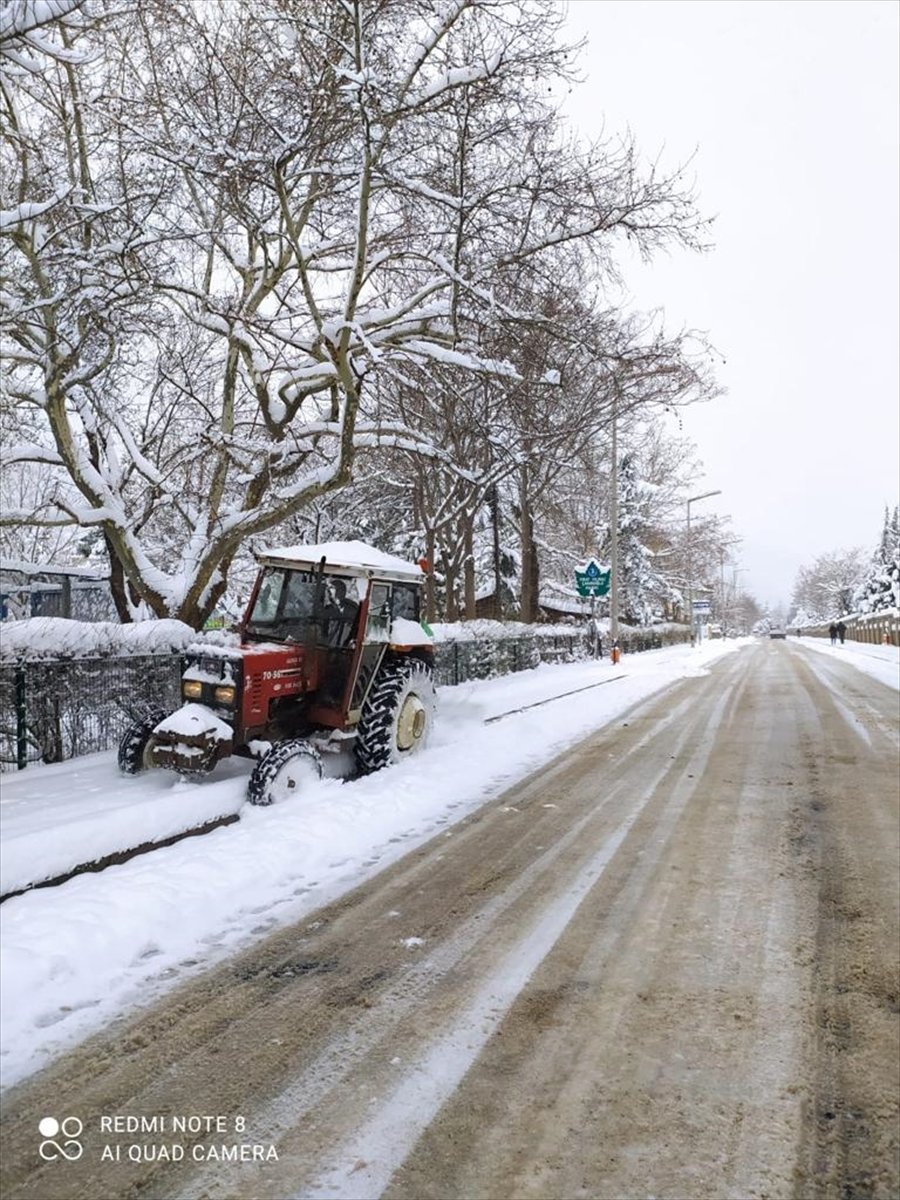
[575,560,611,659]
[692,599,711,644]
[575,560,610,598]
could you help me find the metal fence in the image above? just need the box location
[0,656,182,772]
[434,632,581,685]
[1,624,690,771]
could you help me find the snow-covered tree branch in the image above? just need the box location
[2,0,714,625]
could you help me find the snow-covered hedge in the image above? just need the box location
[0,617,200,662]
[1,615,689,662]
[431,619,589,643]
[432,618,688,643]
[0,616,689,770]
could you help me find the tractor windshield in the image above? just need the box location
[245,568,361,647]
[245,568,318,641]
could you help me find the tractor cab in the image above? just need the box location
[239,544,428,731]
[119,541,436,804]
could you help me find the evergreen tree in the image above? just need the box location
[854,505,900,612]
[604,453,679,625]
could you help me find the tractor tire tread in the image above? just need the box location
[247,738,323,807]
[354,658,435,775]
[118,708,168,775]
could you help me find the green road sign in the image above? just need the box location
[575,560,611,597]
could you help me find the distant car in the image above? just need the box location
[769,628,787,639]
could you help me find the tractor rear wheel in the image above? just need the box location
[247,739,324,806]
[118,709,167,775]
[354,658,435,774]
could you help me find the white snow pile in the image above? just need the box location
[0,617,200,662]
[391,617,433,645]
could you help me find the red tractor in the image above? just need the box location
[118,541,436,805]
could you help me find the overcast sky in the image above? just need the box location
[560,0,899,609]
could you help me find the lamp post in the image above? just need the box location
[609,398,619,647]
[686,489,722,646]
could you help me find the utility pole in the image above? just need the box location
[609,399,619,647]
[717,538,742,636]
[731,566,748,634]
[686,489,721,646]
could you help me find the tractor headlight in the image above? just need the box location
[182,680,203,700]
[214,685,236,706]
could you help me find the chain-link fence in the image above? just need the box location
[1,624,689,771]
[0,656,182,771]
[432,631,587,685]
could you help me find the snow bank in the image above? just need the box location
[0,618,199,662]
[797,636,899,690]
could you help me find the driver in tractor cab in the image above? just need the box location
[323,579,358,648]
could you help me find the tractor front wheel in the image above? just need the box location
[118,709,167,775]
[355,659,435,774]
[247,739,324,806]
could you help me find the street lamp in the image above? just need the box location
[609,395,620,646]
[686,489,722,645]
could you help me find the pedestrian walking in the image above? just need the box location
[836,620,847,645]
[829,623,838,645]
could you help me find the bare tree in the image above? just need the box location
[2,0,710,625]
[792,548,867,621]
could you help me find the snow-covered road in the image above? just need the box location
[1,637,897,1200]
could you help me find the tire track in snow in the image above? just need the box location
[185,674,738,1200]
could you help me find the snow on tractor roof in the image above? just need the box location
[258,540,424,582]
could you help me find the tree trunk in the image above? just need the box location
[491,485,502,619]
[105,532,137,625]
[464,518,476,620]
[518,467,540,623]
[424,528,437,624]
[444,560,458,622]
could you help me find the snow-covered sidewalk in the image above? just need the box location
[796,636,899,690]
[3,639,744,1087]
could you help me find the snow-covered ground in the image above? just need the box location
[1,637,893,1090]
[797,636,900,690]
[1,639,748,1089]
